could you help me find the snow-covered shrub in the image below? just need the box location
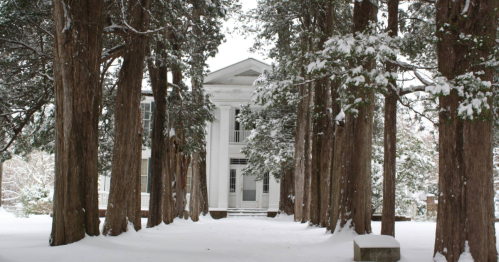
[16,184,53,217]
[3,152,54,214]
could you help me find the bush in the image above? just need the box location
[16,185,53,217]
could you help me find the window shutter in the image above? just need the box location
[147,158,151,193]
[150,102,155,128]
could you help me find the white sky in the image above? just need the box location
[205,0,272,72]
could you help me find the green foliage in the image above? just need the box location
[0,0,54,159]
[16,184,53,217]
[371,97,438,218]
[238,65,297,180]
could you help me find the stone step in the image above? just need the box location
[228,210,267,213]
[228,213,267,217]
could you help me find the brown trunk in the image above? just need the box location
[380,0,399,238]
[294,79,306,219]
[190,152,200,221]
[103,0,149,236]
[279,167,295,215]
[170,36,189,218]
[381,93,396,237]
[310,82,320,226]
[294,83,308,222]
[189,7,206,221]
[163,135,175,224]
[50,0,103,246]
[147,40,168,228]
[199,148,209,215]
[311,0,335,228]
[294,2,313,223]
[330,0,376,235]
[302,82,313,223]
[434,0,498,260]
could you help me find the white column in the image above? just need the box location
[268,177,280,211]
[217,106,231,209]
[205,121,212,198]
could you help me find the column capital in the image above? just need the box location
[219,105,232,111]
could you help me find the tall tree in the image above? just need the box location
[50,0,104,245]
[381,0,399,237]
[433,0,498,260]
[103,0,150,236]
[330,0,377,234]
[147,37,169,227]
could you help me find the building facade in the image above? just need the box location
[99,58,280,216]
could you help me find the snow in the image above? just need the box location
[1,211,499,261]
[354,235,400,248]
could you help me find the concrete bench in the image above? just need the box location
[353,235,400,262]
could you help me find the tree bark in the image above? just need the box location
[163,136,175,224]
[302,82,313,223]
[190,152,201,221]
[199,148,209,215]
[50,0,103,246]
[279,167,295,215]
[293,82,308,222]
[189,7,207,222]
[330,0,377,235]
[434,0,498,260]
[103,0,149,236]
[147,41,168,228]
[380,0,399,238]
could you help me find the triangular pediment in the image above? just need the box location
[204,58,270,85]
[235,69,261,77]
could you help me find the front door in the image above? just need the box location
[242,173,257,208]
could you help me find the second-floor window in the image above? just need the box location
[141,102,153,133]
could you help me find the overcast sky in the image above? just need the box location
[205,0,272,72]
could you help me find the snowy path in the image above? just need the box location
[0,210,496,262]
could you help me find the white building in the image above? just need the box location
[99,58,280,217]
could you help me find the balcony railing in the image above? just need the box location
[230,130,251,144]
[98,191,150,210]
[98,191,191,210]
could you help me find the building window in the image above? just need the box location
[230,158,248,165]
[141,159,149,193]
[141,102,152,133]
[263,172,269,193]
[230,169,236,193]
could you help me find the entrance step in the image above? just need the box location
[227,208,268,217]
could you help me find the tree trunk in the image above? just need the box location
[294,82,308,222]
[103,0,149,236]
[302,82,313,223]
[50,0,103,246]
[147,42,168,228]
[199,148,209,215]
[330,0,377,235]
[380,0,399,238]
[190,152,201,221]
[163,136,175,223]
[434,0,498,260]
[279,167,294,215]
[189,7,207,222]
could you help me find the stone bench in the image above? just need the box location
[353,235,400,262]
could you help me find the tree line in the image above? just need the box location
[239,0,498,261]
[0,0,237,246]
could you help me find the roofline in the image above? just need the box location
[206,58,270,76]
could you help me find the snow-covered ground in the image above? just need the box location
[0,208,497,262]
